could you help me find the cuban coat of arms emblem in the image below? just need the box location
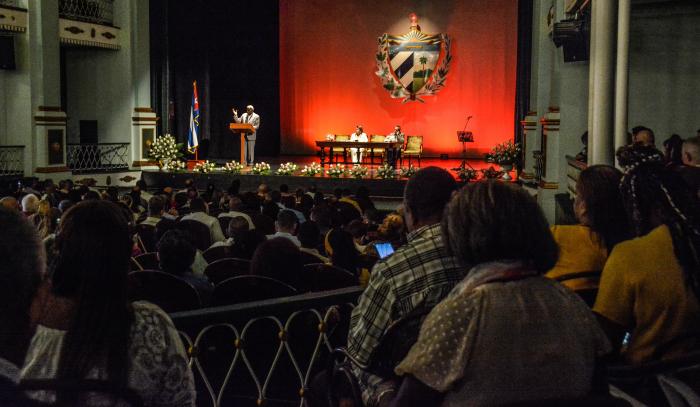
[376,13,452,102]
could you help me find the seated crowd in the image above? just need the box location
[0,136,700,406]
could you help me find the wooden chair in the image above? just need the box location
[127,270,201,313]
[203,257,251,285]
[130,252,160,271]
[302,263,359,292]
[212,275,297,306]
[333,134,350,164]
[402,135,423,167]
[368,134,386,164]
[553,270,601,307]
[203,245,233,263]
[135,223,158,253]
[177,219,212,251]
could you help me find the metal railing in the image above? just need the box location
[67,143,129,173]
[0,145,24,177]
[0,0,18,7]
[172,287,362,407]
[59,0,114,26]
[533,150,544,181]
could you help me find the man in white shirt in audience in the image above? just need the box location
[140,195,166,227]
[218,196,255,230]
[181,197,226,243]
[267,209,301,247]
[350,124,368,164]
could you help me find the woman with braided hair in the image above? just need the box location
[594,144,700,364]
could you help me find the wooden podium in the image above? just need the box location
[229,123,256,165]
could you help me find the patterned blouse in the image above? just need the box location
[395,261,610,406]
[21,301,195,406]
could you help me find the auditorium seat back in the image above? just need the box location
[177,219,212,251]
[212,275,297,306]
[203,257,251,284]
[127,270,201,313]
[131,252,160,271]
[302,263,359,292]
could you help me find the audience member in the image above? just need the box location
[663,134,684,167]
[250,237,303,290]
[0,208,45,405]
[140,195,166,227]
[157,229,213,305]
[390,180,609,406]
[268,209,300,247]
[678,136,700,195]
[21,194,39,217]
[325,228,360,273]
[632,126,655,146]
[29,199,60,240]
[0,196,20,211]
[57,199,74,214]
[210,216,250,249]
[547,165,632,290]
[181,197,225,243]
[281,195,306,223]
[22,200,195,405]
[594,145,700,364]
[218,196,255,230]
[345,167,463,407]
[298,221,330,264]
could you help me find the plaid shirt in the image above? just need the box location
[347,223,464,404]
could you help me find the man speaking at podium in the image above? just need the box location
[232,105,260,165]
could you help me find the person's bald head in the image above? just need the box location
[0,196,19,212]
[683,137,700,166]
[635,128,655,147]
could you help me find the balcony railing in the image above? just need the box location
[0,145,24,177]
[172,287,362,407]
[59,0,114,26]
[0,0,18,7]
[67,143,129,173]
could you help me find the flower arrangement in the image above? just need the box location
[325,134,335,141]
[454,167,479,182]
[162,159,187,173]
[300,162,323,177]
[275,162,298,176]
[250,162,271,175]
[222,161,244,174]
[485,140,522,165]
[348,165,368,179]
[480,166,504,179]
[376,164,396,179]
[192,160,216,173]
[399,165,418,178]
[149,134,184,167]
[327,164,346,178]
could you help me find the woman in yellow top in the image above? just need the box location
[594,145,700,364]
[547,165,631,292]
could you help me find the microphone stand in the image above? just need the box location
[457,116,474,171]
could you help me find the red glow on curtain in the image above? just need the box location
[279,0,518,157]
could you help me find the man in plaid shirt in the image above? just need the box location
[347,167,465,406]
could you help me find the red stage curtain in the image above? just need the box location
[279,0,518,157]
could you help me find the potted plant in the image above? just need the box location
[192,160,216,173]
[300,162,323,177]
[486,140,521,181]
[399,165,418,178]
[327,164,346,178]
[376,164,396,179]
[454,167,478,182]
[480,166,504,180]
[349,165,369,179]
[275,162,298,176]
[250,162,271,175]
[223,161,244,175]
[148,134,184,170]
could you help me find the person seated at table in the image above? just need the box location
[385,124,405,167]
[350,125,368,164]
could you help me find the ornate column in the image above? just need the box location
[536,108,561,224]
[28,0,71,179]
[588,0,616,166]
[519,111,538,183]
[615,0,631,154]
[131,108,159,168]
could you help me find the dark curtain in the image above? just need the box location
[514,0,533,169]
[150,0,280,161]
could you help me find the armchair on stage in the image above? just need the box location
[403,135,423,167]
[229,123,256,165]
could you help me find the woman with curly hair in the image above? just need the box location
[594,144,700,363]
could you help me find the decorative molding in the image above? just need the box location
[134,107,154,113]
[59,18,120,50]
[132,160,158,167]
[35,166,70,174]
[0,4,27,33]
[538,180,559,189]
[131,116,158,122]
[34,116,68,123]
[520,172,535,180]
[526,110,537,116]
[548,106,560,113]
[119,175,137,182]
[38,106,64,112]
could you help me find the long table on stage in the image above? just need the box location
[315,140,402,166]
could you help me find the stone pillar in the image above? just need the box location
[28,0,71,179]
[614,0,631,154]
[536,109,561,224]
[519,111,538,183]
[588,0,616,166]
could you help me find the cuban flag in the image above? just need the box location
[187,80,200,153]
